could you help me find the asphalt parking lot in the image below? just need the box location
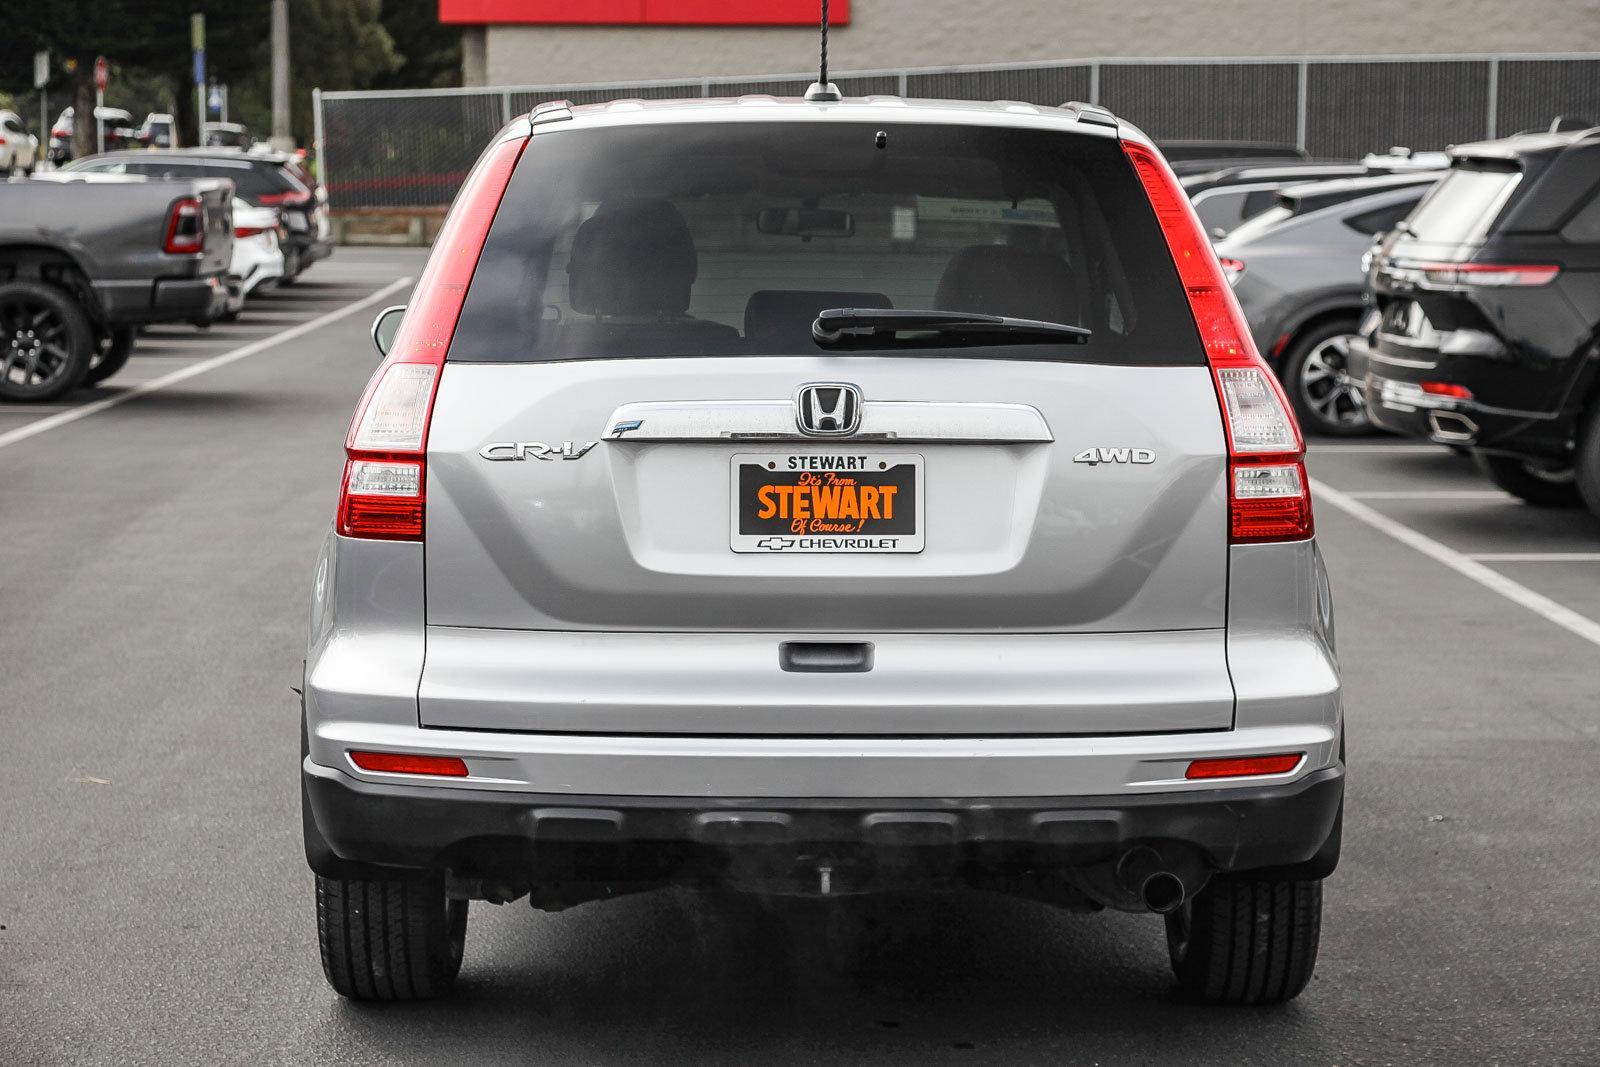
[2,247,1597,1065]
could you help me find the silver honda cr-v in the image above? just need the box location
[302,93,1342,1006]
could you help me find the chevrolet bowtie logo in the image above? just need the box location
[756,537,795,551]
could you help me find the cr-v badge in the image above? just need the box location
[1073,447,1156,465]
[479,441,597,461]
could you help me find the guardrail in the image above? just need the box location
[315,51,1600,211]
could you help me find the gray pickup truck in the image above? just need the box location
[0,173,233,401]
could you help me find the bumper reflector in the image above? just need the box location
[1185,753,1303,780]
[349,751,469,777]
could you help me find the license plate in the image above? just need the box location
[730,453,923,553]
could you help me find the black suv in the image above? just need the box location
[1358,128,1600,513]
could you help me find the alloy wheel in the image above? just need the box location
[1,295,76,393]
[1298,333,1369,430]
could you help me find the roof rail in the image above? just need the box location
[1060,101,1117,128]
[529,99,574,126]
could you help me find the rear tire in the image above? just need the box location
[0,280,94,402]
[1474,453,1582,508]
[1166,874,1322,1005]
[1575,406,1600,519]
[1281,319,1371,437]
[315,871,467,1001]
[84,326,136,385]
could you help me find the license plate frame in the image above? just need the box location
[729,452,924,554]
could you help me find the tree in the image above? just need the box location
[0,0,398,154]
[374,0,463,90]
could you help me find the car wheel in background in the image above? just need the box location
[315,871,467,1000]
[1570,406,1600,518]
[1282,319,1371,437]
[0,280,95,402]
[1166,874,1323,1004]
[1474,453,1582,508]
[84,326,137,386]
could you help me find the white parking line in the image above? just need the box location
[1312,479,1600,649]
[0,278,411,453]
[1470,553,1600,563]
[1346,490,1511,500]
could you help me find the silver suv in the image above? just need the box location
[302,95,1342,1006]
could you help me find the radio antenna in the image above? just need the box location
[804,0,841,102]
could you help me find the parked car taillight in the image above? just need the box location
[338,134,527,541]
[235,225,268,239]
[1217,256,1246,285]
[1410,261,1561,288]
[162,197,207,254]
[1123,140,1313,545]
[257,190,311,207]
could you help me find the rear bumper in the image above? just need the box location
[304,757,1343,888]
[284,234,333,272]
[1357,338,1568,455]
[96,274,230,326]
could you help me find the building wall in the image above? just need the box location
[473,0,1600,87]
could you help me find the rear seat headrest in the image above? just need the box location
[568,199,698,316]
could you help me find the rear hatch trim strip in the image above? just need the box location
[602,398,1053,443]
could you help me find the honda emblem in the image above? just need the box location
[795,383,862,437]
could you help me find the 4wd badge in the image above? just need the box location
[1073,447,1156,466]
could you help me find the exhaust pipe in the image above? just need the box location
[1428,411,1479,443]
[1116,847,1189,914]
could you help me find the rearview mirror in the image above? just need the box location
[370,304,406,357]
[757,207,855,238]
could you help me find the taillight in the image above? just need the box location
[257,190,311,207]
[1420,381,1473,400]
[1123,139,1312,544]
[338,133,527,541]
[235,225,267,238]
[1217,256,1245,285]
[163,196,206,254]
[1410,261,1560,288]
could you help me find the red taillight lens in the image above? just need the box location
[1411,261,1560,288]
[349,750,469,777]
[337,133,527,541]
[1123,139,1312,544]
[1217,256,1245,285]
[1420,381,1473,400]
[1186,753,1303,780]
[257,189,312,206]
[163,196,206,254]
[235,225,267,238]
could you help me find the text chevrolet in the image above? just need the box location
[302,95,1343,1005]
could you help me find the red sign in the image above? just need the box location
[439,0,847,25]
[94,55,109,92]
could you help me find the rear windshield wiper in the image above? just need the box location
[812,308,1092,349]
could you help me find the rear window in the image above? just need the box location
[122,160,293,202]
[1224,204,1293,244]
[1403,164,1521,244]
[451,122,1204,366]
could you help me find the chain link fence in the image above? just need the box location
[317,52,1600,212]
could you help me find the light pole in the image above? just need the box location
[191,14,206,147]
[271,0,292,150]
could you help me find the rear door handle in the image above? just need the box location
[779,641,874,673]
